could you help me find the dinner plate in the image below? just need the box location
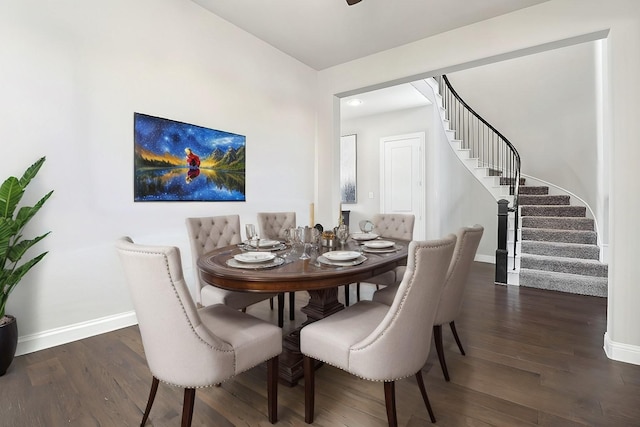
[322,251,361,261]
[234,251,275,263]
[317,255,367,267]
[350,232,379,241]
[226,257,285,269]
[363,240,395,249]
[247,239,281,248]
[362,246,399,254]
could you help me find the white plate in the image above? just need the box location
[226,257,284,269]
[247,239,281,248]
[317,255,367,267]
[363,240,395,249]
[234,251,275,263]
[323,251,361,261]
[350,233,379,241]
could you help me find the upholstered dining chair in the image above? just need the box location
[257,211,297,322]
[347,213,415,305]
[301,235,457,426]
[186,215,284,327]
[115,237,281,427]
[373,224,484,382]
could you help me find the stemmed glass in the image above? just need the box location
[245,224,259,249]
[298,227,312,260]
[336,224,349,248]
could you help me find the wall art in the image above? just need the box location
[133,113,246,202]
[340,134,357,203]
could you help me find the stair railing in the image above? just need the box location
[435,75,521,282]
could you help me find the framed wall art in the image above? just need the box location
[340,134,357,204]
[133,113,246,202]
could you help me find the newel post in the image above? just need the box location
[495,199,509,284]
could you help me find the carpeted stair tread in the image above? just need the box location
[521,240,599,260]
[500,177,526,186]
[521,216,594,231]
[521,205,586,217]
[519,186,549,195]
[519,195,570,206]
[519,268,607,297]
[520,253,608,277]
[521,227,597,245]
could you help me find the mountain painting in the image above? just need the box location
[133,113,246,202]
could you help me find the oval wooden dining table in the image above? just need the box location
[197,240,409,386]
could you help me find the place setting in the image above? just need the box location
[316,250,367,267]
[360,239,402,254]
[226,251,285,269]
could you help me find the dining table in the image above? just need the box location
[197,236,409,386]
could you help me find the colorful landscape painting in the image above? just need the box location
[133,113,246,201]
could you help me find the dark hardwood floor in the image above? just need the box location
[1,262,639,426]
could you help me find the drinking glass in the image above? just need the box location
[337,224,349,247]
[245,224,258,248]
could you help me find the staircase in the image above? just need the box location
[418,76,608,297]
[515,183,608,297]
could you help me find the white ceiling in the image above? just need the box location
[340,84,431,120]
[190,0,549,118]
[191,0,549,71]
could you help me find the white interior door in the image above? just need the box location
[380,132,425,239]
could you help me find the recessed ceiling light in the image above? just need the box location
[346,99,363,106]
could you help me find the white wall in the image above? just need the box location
[0,0,317,354]
[316,0,640,365]
[340,106,430,228]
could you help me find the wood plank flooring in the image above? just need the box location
[1,262,639,426]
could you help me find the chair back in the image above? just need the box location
[349,235,456,380]
[257,212,296,240]
[185,215,242,301]
[115,237,235,387]
[372,213,415,240]
[434,225,484,326]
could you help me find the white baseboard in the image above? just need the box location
[604,332,640,366]
[474,254,495,264]
[16,311,138,356]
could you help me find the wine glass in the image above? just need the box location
[245,224,258,248]
[337,224,349,248]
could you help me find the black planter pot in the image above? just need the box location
[0,315,18,376]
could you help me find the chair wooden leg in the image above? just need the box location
[415,371,436,423]
[450,321,466,355]
[304,355,315,424]
[356,282,361,301]
[270,297,274,310]
[140,376,159,426]
[344,284,350,306]
[433,324,450,381]
[277,293,285,327]
[289,292,295,321]
[383,381,398,427]
[181,388,196,427]
[267,356,279,423]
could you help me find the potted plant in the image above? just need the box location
[0,157,53,376]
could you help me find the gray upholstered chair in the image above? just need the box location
[373,224,484,381]
[348,213,415,305]
[301,235,457,426]
[257,211,297,321]
[257,211,297,240]
[185,215,284,327]
[115,237,281,427]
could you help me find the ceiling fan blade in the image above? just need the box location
[346,0,362,5]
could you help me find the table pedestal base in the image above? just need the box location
[278,287,344,386]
